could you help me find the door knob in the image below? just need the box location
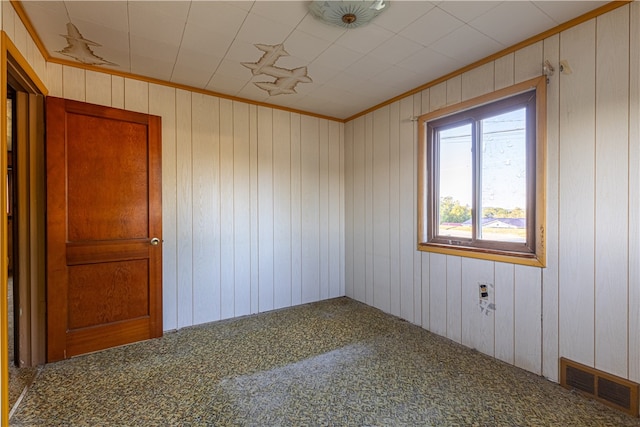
[150,237,160,246]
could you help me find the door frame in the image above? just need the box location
[1,32,48,424]
[12,87,46,368]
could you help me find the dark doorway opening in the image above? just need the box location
[7,86,17,367]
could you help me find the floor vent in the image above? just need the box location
[560,358,639,417]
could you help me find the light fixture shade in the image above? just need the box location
[308,1,389,29]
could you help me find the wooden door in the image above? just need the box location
[46,97,162,362]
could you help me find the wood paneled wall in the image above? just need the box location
[2,0,346,336]
[345,3,640,383]
[43,67,346,329]
[4,0,640,387]
[2,1,46,80]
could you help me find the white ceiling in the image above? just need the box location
[19,0,608,120]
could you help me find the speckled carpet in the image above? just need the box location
[9,297,640,426]
[9,366,36,415]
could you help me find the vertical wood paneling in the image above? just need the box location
[24,28,36,70]
[446,75,462,105]
[461,62,494,100]
[329,121,342,299]
[38,5,640,384]
[175,89,193,328]
[338,3,637,385]
[250,105,260,313]
[629,0,640,384]
[494,53,514,90]
[273,110,292,309]
[389,102,401,317]
[429,82,446,112]
[352,117,366,302]
[420,89,429,115]
[418,91,429,327]
[191,93,220,324]
[12,12,27,56]
[85,71,111,107]
[339,123,346,297]
[3,1,14,38]
[290,113,302,306]
[301,115,320,303]
[447,256,462,344]
[46,63,63,98]
[594,7,629,378]
[429,253,447,336]
[124,78,148,114]
[234,102,251,316]
[421,87,430,115]
[373,106,391,312]
[513,37,544,382]
[149,84,178,331]
[111,76,124,109]
[514,266,542,374]
[21,19,37,67]
[558,20,596,368]
[420,253,429,329]
[32,39,46,83]
[258,106,275,310]
[412,86,428,332]
[514,41,543,83]
[542,33,560,382]
[344,121,354,298]
[413,94,423,326]
[249,105,260,313]
[46,62,343,336]
[219,99,235,319]
[494,262,514,364]
[399,97,415,322]
[364,113,374,307]
[319,121,329,300]
[62,66,85,101]
[461,258,494,356]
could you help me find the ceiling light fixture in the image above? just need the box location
[308,0,389,29]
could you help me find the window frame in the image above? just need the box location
[417,76,546,267]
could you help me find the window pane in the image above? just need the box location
[479,108,526,243]
[438,123,472,239]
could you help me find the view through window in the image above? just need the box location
[437,107,527,244]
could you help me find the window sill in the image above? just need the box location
[417,242,545,267]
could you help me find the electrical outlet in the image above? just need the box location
[479,283,489,299]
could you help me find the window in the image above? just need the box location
[418,77,546,267]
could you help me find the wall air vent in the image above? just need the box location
[599,377,632,409]
[560,358,639,417]
[565,364,595,394]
